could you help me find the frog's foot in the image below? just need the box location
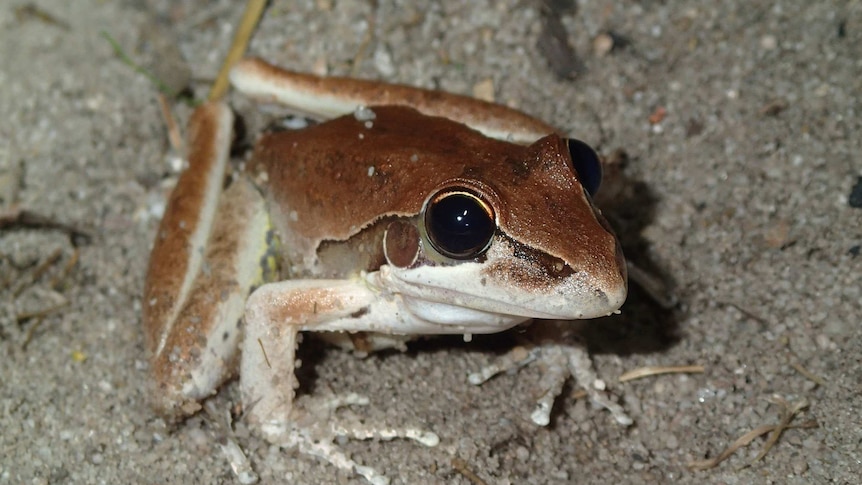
[297,438,390,485]
[266,391,438,446]
[258,394,438,485]
[469,338,632,427]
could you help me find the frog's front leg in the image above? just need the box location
[242,278,440,436]
[242,280,438,484]
[241,278,380,431]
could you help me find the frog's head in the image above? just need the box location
[379,130,627,328]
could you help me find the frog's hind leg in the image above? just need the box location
[144,102,274,419]
[229,57,558,145]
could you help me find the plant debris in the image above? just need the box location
[451,457,487,485]
[618,365,705,382]
[688,397,817,470]
[14,3,70,30]
[0,206,92,245]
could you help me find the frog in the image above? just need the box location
[143,57,629,484]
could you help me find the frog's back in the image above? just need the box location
[252,106,522,234]
[249,106,523,270]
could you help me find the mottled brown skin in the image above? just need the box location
[250,105,622,287]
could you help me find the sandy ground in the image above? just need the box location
[2,1,860,484]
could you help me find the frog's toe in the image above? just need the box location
[469,336,632,427]
[258,393,438,483]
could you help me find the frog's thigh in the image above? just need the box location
[241,279,384,429]
[149,178,272,418]
[144,102,233,358]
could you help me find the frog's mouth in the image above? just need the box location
[384,227,627,326]
[376,257,627,331]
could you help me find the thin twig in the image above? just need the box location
[157,94,185,154]
[618,365,705,382]
[0,205,92,242]
[687,420,817,470]
[12,247,62,297]
[21,318,44,350]
[15,4,70,29]
[687,398,816,470]
[790,362,826,387]
[749,397,810,465]
[451,457,487,485]
[719,300,770,326]
[16,299,69,324]
[48,247,79,290]
[20,299,70,350]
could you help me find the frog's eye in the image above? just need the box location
[424,189,495,260]
[566,138,602,196]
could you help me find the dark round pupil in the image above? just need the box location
[566,138,602,196]
[426,193,495,259]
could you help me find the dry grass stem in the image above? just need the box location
[208,0,267,101]
[790,362,826,387]
[158,94,185,154]
[451,457,487,485]
[618,365,705,382]
[20,298,70,350]
[687,397,817,470]
[48,248,79,290]
[12,248,62,297]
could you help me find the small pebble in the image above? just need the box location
[761,34,778,50]
[472,78,495,102]
[593,33,614,57]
